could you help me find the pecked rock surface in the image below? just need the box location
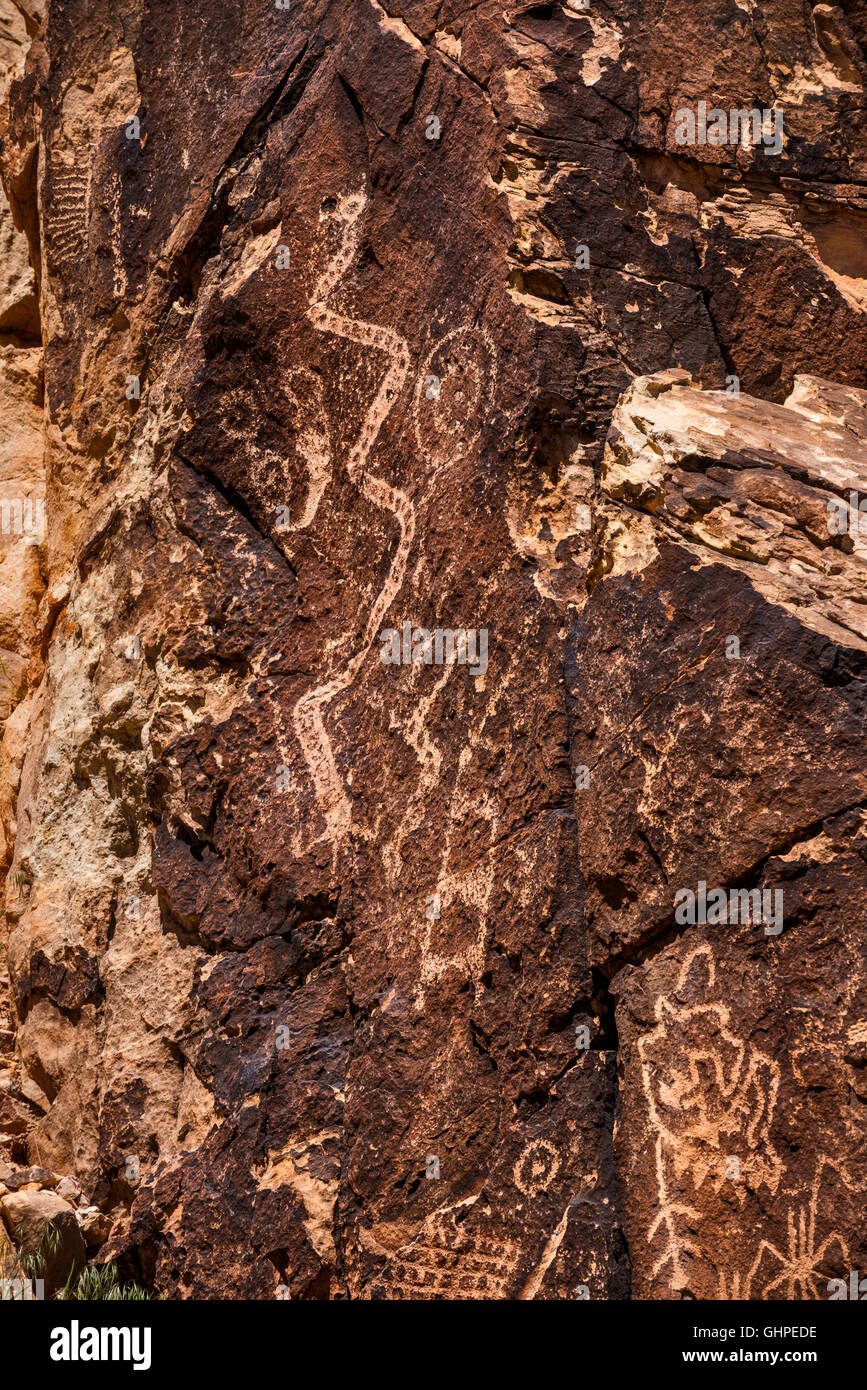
[0,0,864,1298]
[575,369,867,1298]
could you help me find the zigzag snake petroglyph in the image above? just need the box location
[292,190,415,851]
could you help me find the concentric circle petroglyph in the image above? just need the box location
[513,1139,560,1196]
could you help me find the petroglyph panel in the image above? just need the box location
[613,872,867,1300]
[5,0,867,1306]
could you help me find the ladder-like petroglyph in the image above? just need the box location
[46,163,92,274]
[370,1212,522,1300]
[292,189,414,851]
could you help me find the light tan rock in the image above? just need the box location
[0,1187,85,1293]
[77,1205,112,1248]
[602,370,867,651]
[54,1175,82,1204]
[0,181,37,336]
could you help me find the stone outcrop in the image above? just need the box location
[0,0,865,1299]
[577,369,867,1298]
[0,1155,115,1296]
[0,0,44,1165]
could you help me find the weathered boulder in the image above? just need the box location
[0,1188,86,1294]
[54,1174,83,1205]
[4,1164,58,1189]
[76,1205,112,1249]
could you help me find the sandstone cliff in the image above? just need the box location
[0,0,865,1299]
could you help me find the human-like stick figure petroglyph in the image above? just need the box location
[291,189,415,852]
[409,649,544,1006]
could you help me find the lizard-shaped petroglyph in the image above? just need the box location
[746,1155,861,1299]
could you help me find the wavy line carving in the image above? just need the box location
[292,189,414,851]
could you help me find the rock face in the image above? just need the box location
[0,0,865,1299]
[0,0,44,1164]
[578,370,867,1298]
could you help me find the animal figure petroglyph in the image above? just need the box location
[640,947,866,1299]
[284,191,501,863]
[640,945,782,1288]
[744,1156,859,1300]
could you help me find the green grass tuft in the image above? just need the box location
[57,1262,161,1301]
